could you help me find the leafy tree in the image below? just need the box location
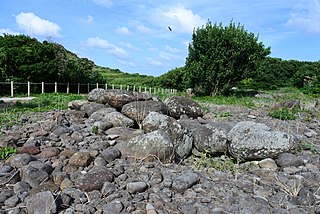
[184,21,271,96]
[157,67,186,91]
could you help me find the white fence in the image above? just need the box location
[0,81,177,97]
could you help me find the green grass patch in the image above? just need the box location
[268,107,298,120]
[193,95,255,108]
[0,93,85,129]
[0,146,17,159]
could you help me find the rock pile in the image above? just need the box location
[0,89,319,213]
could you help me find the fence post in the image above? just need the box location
[105,83,108,90]
[127,85,129,91]
[27,81,30,97]
[154,88,156,94]
[67,83,70,93]
[54,82,57,93]
[149,87,152,94]
[112,84,114,89]
[133,85,136,91]
[42,82,44,94]
[120,85,122,90]
[77,83,80,94]
[87,83,90,93]
[144,87,147,92]
[11,81,14,97]
[96,83,99,89]
[139,86,141,92]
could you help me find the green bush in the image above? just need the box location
[268,107,297,120]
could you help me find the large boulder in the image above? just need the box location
[228,121,299,161]
[165,96,203,119]
[80,102,107,117]
[68,100,89,110]
[87,108,117,130]
[193,124,228,155]
[103,89,136,109]
[142,112,193,159]
[115,130,174,162]
[121,100,168,124]
[88,88,106,103]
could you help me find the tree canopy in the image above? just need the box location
[184,21,271,96]
[0,34,105,83]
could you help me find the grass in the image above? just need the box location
[0,146,17,159]
[0,93,85,129]
[193,95,256,108]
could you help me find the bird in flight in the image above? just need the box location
[168,26,172,31]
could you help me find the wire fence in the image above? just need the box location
[0,81,177,97]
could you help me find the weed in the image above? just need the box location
[214,111,232,118]
[297,142,320,154]
[91,125,99,135]
[193,151,236,172]
[268,107,297,120]
[0,146,17,159]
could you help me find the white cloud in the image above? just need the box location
[117,59,137,67]
[159,51,183,61]
[15,12,61,37]
[164,45,180,53]
[86,15,94,24]
[86,37,128,58]
[287,0,320,33]
[0,28,20,35]
[147,57,163,67]
[119,41,140,51]
[136,24,152,34]
[154,5,206,34]
[116,26,132,35]
[92,0,113,8]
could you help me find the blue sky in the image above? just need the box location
[1,0,320,77]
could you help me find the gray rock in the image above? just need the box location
[193,123,228,155]
[165,96,203,119]
[102,200,124,214]
[4,195,19,207]
[115,130,174,162]
[10,153,34,168]
[80,102,107,117]
[26,191,57,214]
[68,99,89,110]
[172,172,200,193]
[121,100,168,123]
[21,166,49,188]
[228,121,299,161]
[276,153,304,167]
[142,112,193,159]
[88,88,106,103]
[0,189,14,204]
[75,166,114,192]
[13,181,31,194]
[127,181,148,194]
[101,181,118,196]
[100,147,121,163]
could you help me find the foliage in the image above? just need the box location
[0,146,17,159]
[95,66,158,88]
[268,107,298,120]
[0,34,105,84]
[193,151,236,172]
[297,142,320,154]
[157,67,186,91]
[184,20,270,96]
